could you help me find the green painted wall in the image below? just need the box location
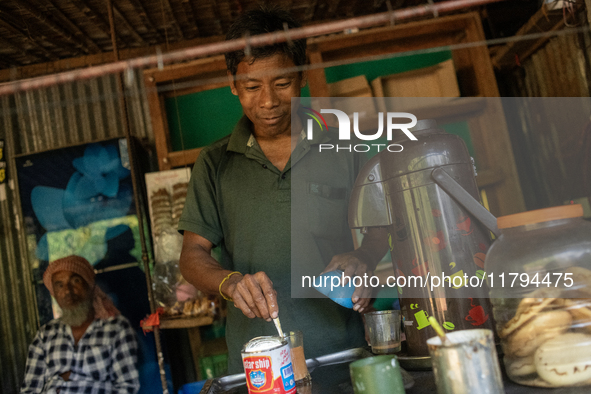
[164,50,473,153]
[323,51,452,83]
[166,87,244,152]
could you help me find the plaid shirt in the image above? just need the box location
[20,315,140,394]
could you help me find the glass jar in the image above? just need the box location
[485,204,591,388]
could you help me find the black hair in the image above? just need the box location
[225,4,307,76]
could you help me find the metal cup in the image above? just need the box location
[364,310,402,354]
[349,355,406,394]
[427,329,504,394]
[286,330,311,384]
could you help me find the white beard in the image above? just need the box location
[60,297,93,327]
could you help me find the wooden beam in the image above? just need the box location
[189,1,204,37]
[307,0,324,23]
[18,0,91,55]
[147,316,213,329]
[162,0,185,40]
[0,12,58,61]
[69,0,131,48]
[69,0,113,39]
[41,0,102,53]
[0,55,12,69]
[181,0,200,39]
[0,51,19,67]
[161,79,228,99]
[167,148,204,169]
[171,0,192,38]
[144,75,173,170]
[112,3,148,46]
[144,55,227,84]
[209,0,224,36]
[320,34,460,64]
[373,0,388,8]
[490,5,565,69]
[462,13,524,215]
[0,34,225,81]
[0,35,43,65]
[476,169,505,188]
[126,0,164,42]
[326,0,342,18]
[303,0,319,21]
[307,48,329,97]
[309,13,470,54]
[463,12,500,97]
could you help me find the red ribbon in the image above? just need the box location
[140,307,164,334]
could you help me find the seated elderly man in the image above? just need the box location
[21,255,140,394]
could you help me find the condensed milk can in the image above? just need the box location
[242,336,296,394]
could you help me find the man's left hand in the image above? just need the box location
[321,251,374,313]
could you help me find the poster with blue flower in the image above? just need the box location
[15,138,144,324]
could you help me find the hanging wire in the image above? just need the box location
[244,31,252,57]
[154,25,591,96]
[427,0,439,18]
[283,22,294,47]
[0,23,589,115]
[0,0,506,97]
[386,0,396,26]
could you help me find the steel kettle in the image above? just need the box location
[349,119,497,358]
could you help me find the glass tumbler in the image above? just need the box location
[364,310,402,354]
[286,330,311,384]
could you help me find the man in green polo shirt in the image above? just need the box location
[178,5,387,373]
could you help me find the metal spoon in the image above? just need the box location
[273,317,285,339]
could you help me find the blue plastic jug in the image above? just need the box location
[313,270,355,309]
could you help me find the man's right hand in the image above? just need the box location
[222,271,279,321]
[180,232,279,321]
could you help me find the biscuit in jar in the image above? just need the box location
[564,298,591,334]
[504,355,536,377]
[534,332,591,386]
[499,288,561,339]
[503,310,571,357]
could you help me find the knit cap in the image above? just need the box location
[43,255,120,319]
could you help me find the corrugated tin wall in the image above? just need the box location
[500,30,591,210]
[510,33,590,97]
[11,74,153,154]
[0,94,32,394]
[0,73,154,394]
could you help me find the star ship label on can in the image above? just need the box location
[242,336,296,394]
[244,356,273,391]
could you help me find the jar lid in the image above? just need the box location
[497,204,583,229]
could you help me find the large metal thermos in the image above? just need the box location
[349,119,496,359]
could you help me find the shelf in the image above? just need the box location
[356,97,487,131]
[147,315,214,330]
[165,147,203,169]
[476,168,505,188]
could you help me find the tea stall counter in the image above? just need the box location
[198,348,589,394]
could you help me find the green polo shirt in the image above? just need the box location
[178,114,366,373]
